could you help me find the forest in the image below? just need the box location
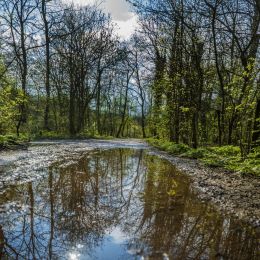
[0,0,259,175]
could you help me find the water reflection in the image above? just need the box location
[0,149,259,259]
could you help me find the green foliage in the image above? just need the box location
[201,146,242,167]
[33,130,114,140]
[226,147,260,176]
[196,146,260,175]
[147,138,260,176]
[208,146,241,156]
[33,131,70,140]
[201,154,227,167]
[0,134,29,149]
[0,60,27,135]
[167,143,190,155]
[0,87,26,132]
[182,148,209,159]
[147,138,190,154]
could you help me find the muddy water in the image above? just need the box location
[0,148,259,260]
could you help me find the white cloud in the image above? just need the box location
[102,0,133,21]
[62,0,138,39]
[109,227,127,244]
[114,14,138,39]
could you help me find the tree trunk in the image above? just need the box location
[252,98,260,146]
[69,88,76,136]
[42,0,51,130]
[211,2,225,145]
[192,112,198,149]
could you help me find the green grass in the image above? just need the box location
[0,134,29,150]
[146,138,260,176]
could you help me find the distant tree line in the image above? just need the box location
[0,0,148,138]
[0,0,259,154]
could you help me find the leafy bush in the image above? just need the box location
[182,148,209,159]
[146,138,161,147]
[0,134,29,149]
[167,143,190,155]
[0,86,26,134]
[146,138,190,154]
[0,134,18,144]
[226,147,260,176]
[201,154,227,167]
[33,131,69,140]
[208,145,240,156]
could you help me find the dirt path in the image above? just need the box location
[0,139,259,228]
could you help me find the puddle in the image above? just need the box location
[0,148,259,259]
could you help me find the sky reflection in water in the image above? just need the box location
[0,149,259,260]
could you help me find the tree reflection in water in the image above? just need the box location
[0,149,259,259]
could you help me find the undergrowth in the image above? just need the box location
[0,134,29,150]
[33,131,114,140]
[146,138,260,176]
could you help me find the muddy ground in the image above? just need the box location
[0,139,259,228]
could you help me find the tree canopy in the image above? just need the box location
[0,0,259,159]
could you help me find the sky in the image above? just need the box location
[63,0,139,39]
